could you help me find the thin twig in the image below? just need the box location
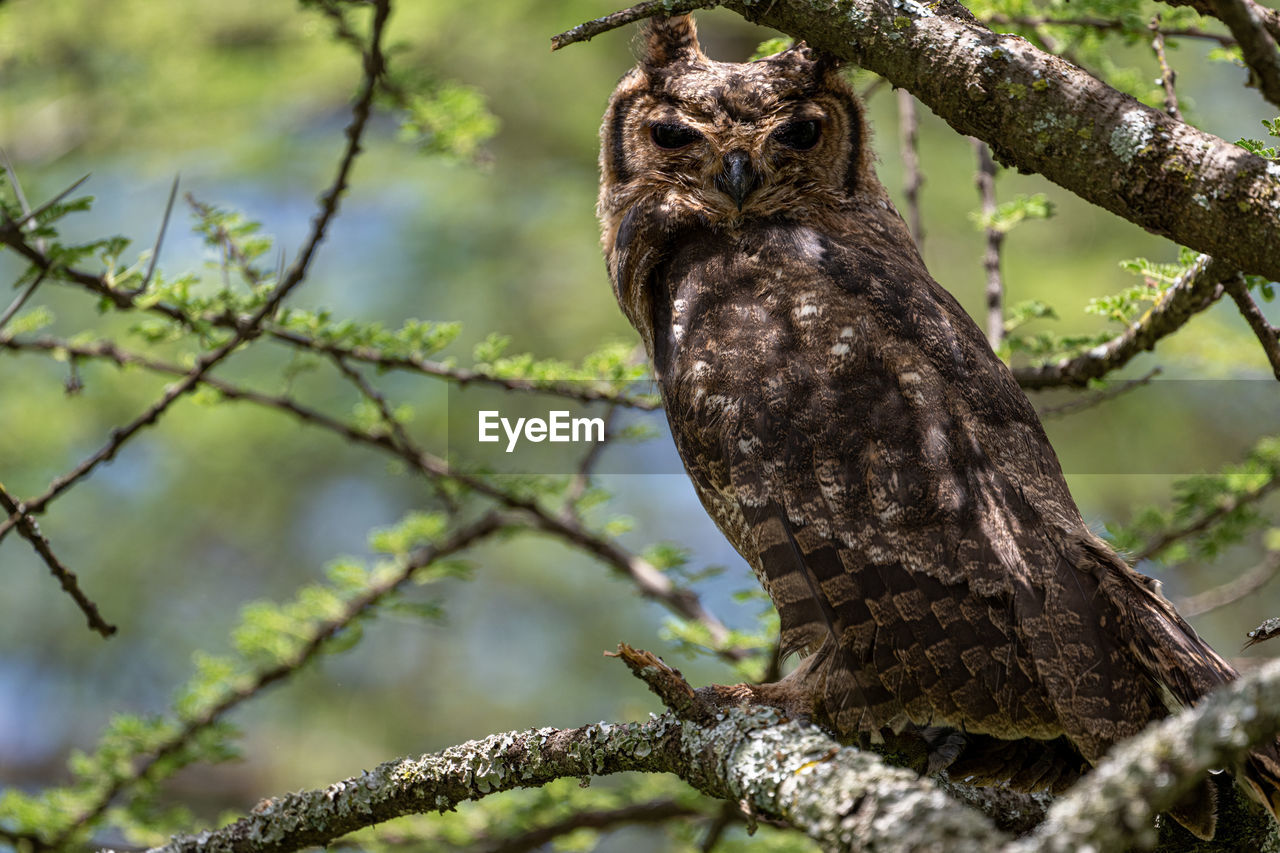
[330,353,458,513]
[1035,368,1161,419]
[0,482,116,637]
[1225,275,1280,380]
[1175,550,1280,617]
[858,75,890,102]
[0,0,389,547]
[50,511,505,847]
[307,0,409,107]
[972,139,1004,350]
[1149,18,1183,121]
[478,800,704,853]
[186,193,269,288]
[1164,0,1280,42]
[897,89,924,251]
[0,334,750,663]
[550,0,718,50]
[267,325,660,408]
[1014,254,1232,389]
[1135,475,1280,564]
[699,801,741,852]
[562,404,618,519]
[0,215,660,411]
[983,13,1238,47]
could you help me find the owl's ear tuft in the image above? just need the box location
[763,41,842,89]
[640,14,704,67]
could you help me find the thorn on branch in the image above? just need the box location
[2,172,91,233]
[131,174,180,297]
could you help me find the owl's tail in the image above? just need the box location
[1088,537,1280,830]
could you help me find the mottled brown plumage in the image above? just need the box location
[596,14,1280,838]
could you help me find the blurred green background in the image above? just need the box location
[0,0,1277,848]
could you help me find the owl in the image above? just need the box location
[596,14,1280,839]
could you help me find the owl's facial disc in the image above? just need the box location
[637,92,834,219]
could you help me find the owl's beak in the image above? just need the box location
[717,150,759,211]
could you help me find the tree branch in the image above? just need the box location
[896,89,924,250]
[983,14,1237,47]
[1207,0,1280,108]
[0,335,751,665]
[550,0,715,50]
[1151,17,1185,121]
[1163,0,1280,42]
[554,1,1280,276]
[1035,368,1161,419]
[139,707,1005,853]
[1135,471,1280,564]
[1013,254,1230,389]
[55,513,507,848]
[132,658,1280,853]
[0,481,115,637]
[1224,275,1280,380]
[0,0,389,548]
[1174,550,1280,618]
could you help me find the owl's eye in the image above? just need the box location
[774,119,822,150]
[650,122,702,150]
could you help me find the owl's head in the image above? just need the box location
[597,15,878,239]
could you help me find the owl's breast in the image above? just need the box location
[649,222,846,499]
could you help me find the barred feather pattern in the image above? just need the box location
[596,14,1280,839]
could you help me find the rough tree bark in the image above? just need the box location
[131,658,1280,853]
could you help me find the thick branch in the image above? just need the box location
[135,657,1280,853]
[141,707,1005,853]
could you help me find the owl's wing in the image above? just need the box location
[659,220,1232,753]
